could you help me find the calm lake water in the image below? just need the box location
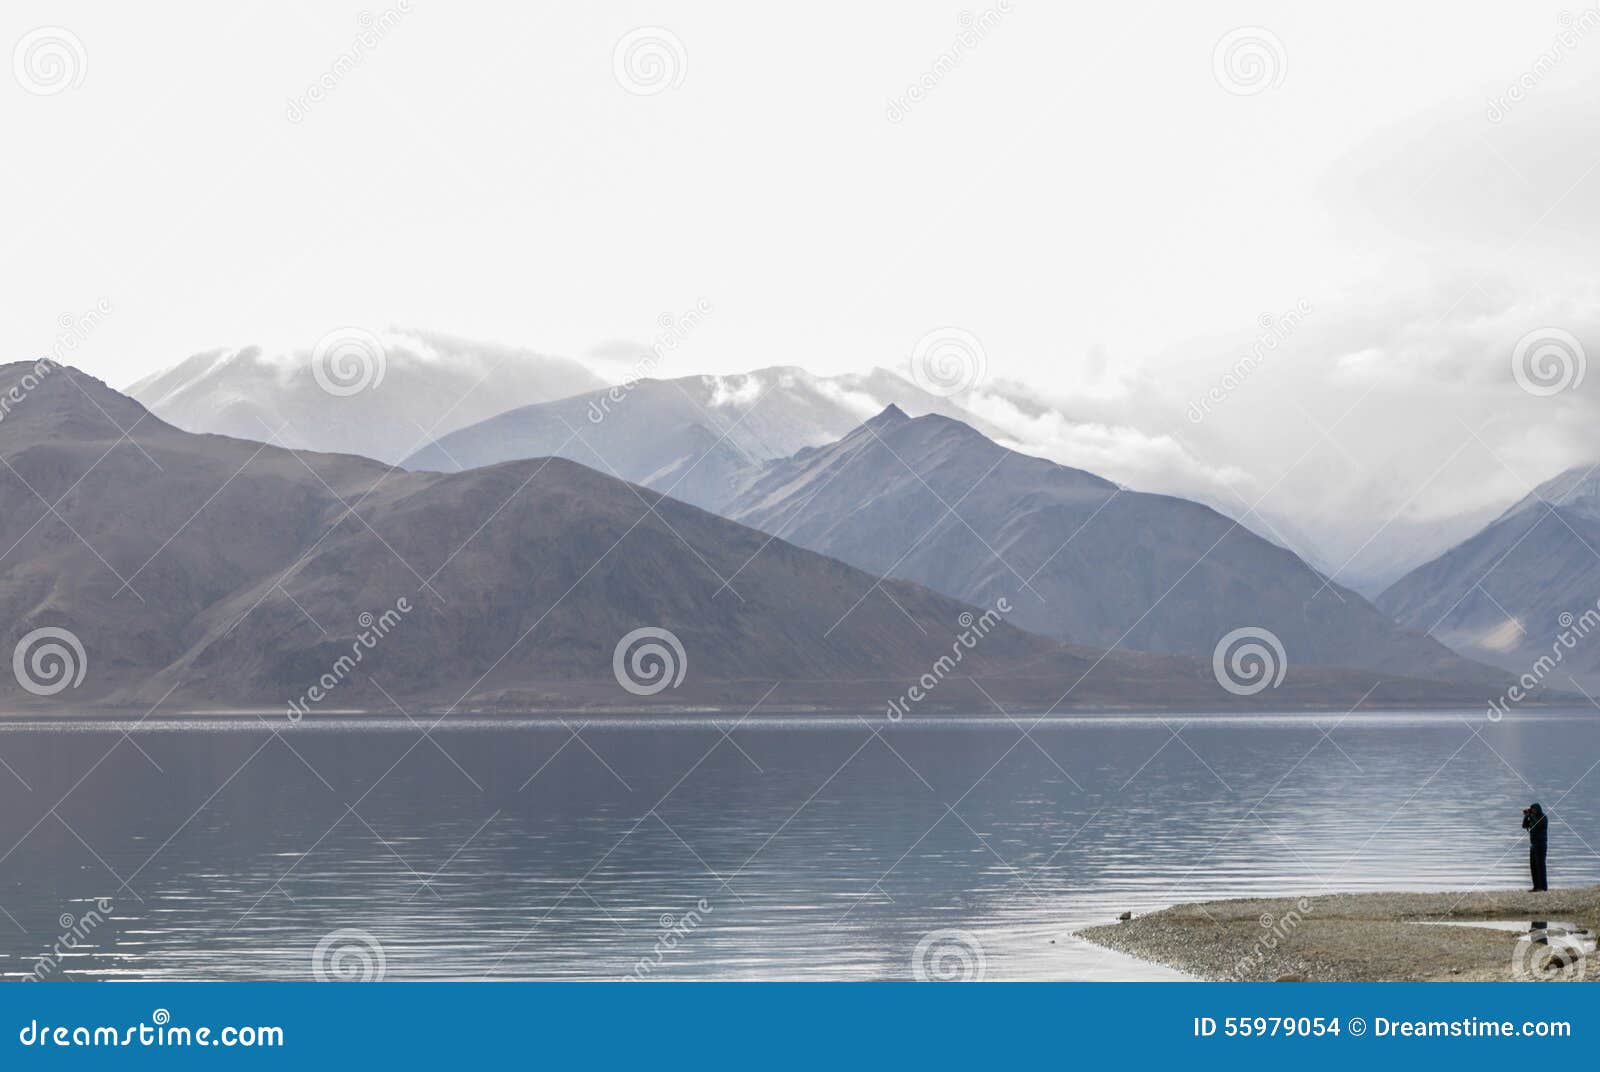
[0,709,1596,981]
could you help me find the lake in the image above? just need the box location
[0,708,1595,981]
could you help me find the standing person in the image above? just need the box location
[1522,803,1548,892]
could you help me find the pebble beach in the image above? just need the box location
[1077,887,1600,982]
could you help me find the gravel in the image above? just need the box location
[1076,887,1600,981]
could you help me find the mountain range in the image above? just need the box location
[400,366,1004,512]
[0,360,1484,713]
[714,406,1498,684]
[36,327,1586,710]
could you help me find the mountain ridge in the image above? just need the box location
[716,405,1503,686]
[399,366,1008,512]
[0,360,1496,713]
[0,362,1513,712]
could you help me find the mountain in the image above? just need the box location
[400,366,1002,512]
[1326,507,1510,599]
[1242,501,1508,600]
[0,360,1470,713]
[1378,464,1600,690]
[126,329,605,464]
[717,406,1500,684]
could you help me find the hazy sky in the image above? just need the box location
[5,2,1598,574]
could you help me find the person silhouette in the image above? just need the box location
[1522,803,1548,892]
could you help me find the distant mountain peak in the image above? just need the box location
[400,363,1007,493]
[126,332,605,465]
[868,403,909,426]
[718,399,1495,687]
[1500,463,1600,525]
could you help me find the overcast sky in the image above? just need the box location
[5,1,1598,576]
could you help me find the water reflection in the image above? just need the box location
[0,710,1594,980]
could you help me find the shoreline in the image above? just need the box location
[0,701,1589,721]
[1076,887,1600,981]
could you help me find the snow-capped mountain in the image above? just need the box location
[127,328,605,464]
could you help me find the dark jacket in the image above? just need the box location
[1523,804,1548,847]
